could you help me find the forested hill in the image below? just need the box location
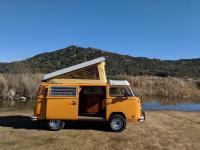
[0,45,200,78]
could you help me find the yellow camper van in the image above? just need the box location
[31,57,145,132]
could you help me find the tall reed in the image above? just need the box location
[113,75,200,100]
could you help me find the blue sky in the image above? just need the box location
[0,0,200,62]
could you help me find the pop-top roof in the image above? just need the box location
[43,57,105,81]
[109,80,130,86]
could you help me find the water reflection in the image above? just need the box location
[0,100,35,111]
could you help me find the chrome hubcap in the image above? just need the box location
[111,118,123,130]
[49,120,61,128]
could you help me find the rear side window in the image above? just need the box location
[50,86,77,96]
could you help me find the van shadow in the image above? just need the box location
[64,120,110,132]
[0,115,110,131]
[0,115,40,130]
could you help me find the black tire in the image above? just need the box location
[46,120,65,131]
[109,114,126,132]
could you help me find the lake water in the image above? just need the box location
[142,97,200,112]
[0,98,200,112]
[142,101,200,112]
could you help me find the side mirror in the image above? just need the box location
[124,92,128,97]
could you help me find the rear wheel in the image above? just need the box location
[142,111,145,120]
[46,120,65,131]
[109,114,126,132]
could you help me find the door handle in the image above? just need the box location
[70,101,76,105]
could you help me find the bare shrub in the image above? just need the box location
[0,73,43,100]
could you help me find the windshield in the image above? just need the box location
[125,87,134,96]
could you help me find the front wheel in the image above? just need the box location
[46,120,65,131]
[109,114,126,132]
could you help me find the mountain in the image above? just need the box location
[0,45,200,78]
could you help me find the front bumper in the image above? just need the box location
[139,111,145,121]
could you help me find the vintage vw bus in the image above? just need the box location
[31,57,145,132]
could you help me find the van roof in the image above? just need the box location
[40,80,130,86]
[109,80,130,86]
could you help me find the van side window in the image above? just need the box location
[50,86,77,96]
[110,87,133,97]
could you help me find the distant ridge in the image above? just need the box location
[0,45,200,78]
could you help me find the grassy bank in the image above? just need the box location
[0,73,200,100]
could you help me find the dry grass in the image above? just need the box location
[0,110,200,150]
[0,73,200,100]
[116,75,200,100]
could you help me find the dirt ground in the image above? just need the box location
[0,110,199,150]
